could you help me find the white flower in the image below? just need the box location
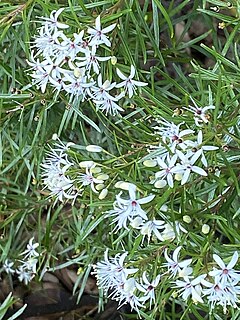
[163,246,192,278]
[185,97,215,126]
[202,278,240,313]
[139,219,165,243]
[16,266,34,285]
[154,119,194,151]
[106,184,155,231]
[94,92,124,116]
[28,54,67,93]
[115,278,145,315]
[90,73,116,100]
[78,165,104,193]
[60,31,86,60]
[38,8,69,32]
[63,71,94,100]
[41,140,79,204]
[155,154,178,188]
[3,259,15,274]
[175,274,206,303]
[209,252,240,285]
[173,150,207,185]
[87,15,116,47]
[48,177,77,203]
[115,65,147,98]
[76,45,111,74]
[136,272,161,308]
[116,184,155,219]
[20,238,39,259]
[187,130,218,166]
[20,257,38,274]
[29,64,51,93]
[32,26,63,57]
[92,250,138,292]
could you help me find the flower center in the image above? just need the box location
[214,284,220,291]
[131,201,137,207]
[223,268,229,274]
[147,285,154,291]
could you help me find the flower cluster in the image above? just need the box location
[41,136,109,204]
[28,9,147,116]
[93,247,240,316]
[202,252,240,313]
[168,248,240,314]
[92,250,160,315]
[41,137,78,204]
[106,182,187,243]
[145,101,218,188]
[2,238,39,285]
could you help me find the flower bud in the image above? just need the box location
[154,180,167,188]
[102,80,111,90]
[90,166,101,174]
[202,224,210,234]
[99,188,108,200]
[52,133,58,140]
[96,174,109,180]
[74,67,83,78]
[115,181,136,191]
[86,145,103,153]
[179,266,193,277]
[130,217,143,228]
[79,160,94,168]
[175,173,183,181]
[95,183,105,191]
[172,291,178,298]
[111,56,117,65]
[160,204,168,212]
[143,160,157,167]
[183,215,191,224]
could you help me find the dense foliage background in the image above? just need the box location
[1,0,240,319]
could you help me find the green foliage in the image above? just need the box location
[0,0,240,319]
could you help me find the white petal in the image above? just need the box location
[119,252,128,266]
[167,174,174,188]
[202,145,219,151]
[181,169,190,185]
[132,80,148,87]
[191,287,204,303]
[227,251,238,269]
[102,23,116,34]
[213,254,225,269]
[157,157,167,169]
[173,246,182,262]
[95,15,101,30]
[86,145,103,152]
[128,184,137,200]
[153,228,164,241]
[138,194,155,204]
[130,65,136,78]
[197,130,203,144]
[192,166,207,176]
[116,68,127,80]
[164,249,172,263]
[127,84,134,98]
[191,149,202,164]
